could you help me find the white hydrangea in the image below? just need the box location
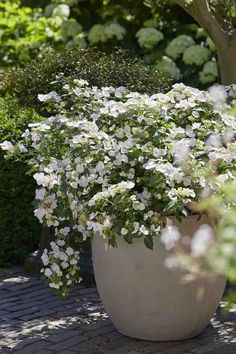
[88,24,107,44]
[104,23,126,41]
[155,56,181,81]
[136,27,164,49]
[165,35,195,59]
[199,61,218,84]
[52,4,70,18]
[183,45,211,66]
[88,23,126,45]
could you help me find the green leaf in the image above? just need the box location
[144,236,154,250]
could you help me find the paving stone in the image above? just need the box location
[46,329,80,343]
[71,335,110,351]
[13,340,51,353]
[0,269,236,354]
[100,336,134,351]
[49,334,89,351]
[57,351,77,354]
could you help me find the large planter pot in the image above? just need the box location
[92,215,226,341]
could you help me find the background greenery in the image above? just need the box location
[1,0,219,87]
[0,97,42,266]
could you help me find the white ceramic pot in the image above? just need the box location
[92,215,226,341]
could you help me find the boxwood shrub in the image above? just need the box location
[0,48,171,112]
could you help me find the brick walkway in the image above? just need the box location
[0,268,235,354]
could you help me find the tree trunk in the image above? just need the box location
[217,37,236,85]
[172,0,236,85]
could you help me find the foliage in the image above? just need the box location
[0,0,219,87]
[0,0,63,69]
[0,48,170,110]
[2,81,235,294]
[160,104,236,305]
[0,96,42,266]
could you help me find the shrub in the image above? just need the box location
[0,48,171,110]
[4,82,235,295]
[0,96,42,266]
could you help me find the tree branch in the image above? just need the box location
[172,0,229,46]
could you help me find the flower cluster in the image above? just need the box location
[183,45,211,66]
[199,61,219,84]
[165,35,195,60]
[155,56,181,81]
[88,23,126,45]
[136,28,164,49]
[2,81,235,293]
[133,27,218,86]
[41,227,81,296]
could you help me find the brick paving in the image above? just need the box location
[0,268,235,354]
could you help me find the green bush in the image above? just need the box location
[1,48,171,111]
[0,0,217,87]
[0,48,169,265]
[0,96,42,266]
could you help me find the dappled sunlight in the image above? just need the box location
[0,269,236,353]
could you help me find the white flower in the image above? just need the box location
[78,176,88,188]
[191,225,215,257]
[76,164,84,173]
[208,85,227,102]
[132,222,140,234]
[61,262,69,269]
[52,4,70,18]
[155,56,181,81]
[51,263,61,274]
[161,224,180,250]
[59,252,68,261]
[70,259,77,265]
[166,35,195,59]
[44,268,52,277]
[34,208,48,223]
[57,239,65,247]
[18,144,28,153]
[121,228,128,235]
[38,91,61,103]
[41,252,49,266]
[136,27,163,49]
[183,45,210,66]
[33,173,50,187]
[140,225,149,235]
[66,247,74,256]
[35,188,46,200]
[59,227,70,236]
[49,283,60,289]
[0,141,14,151]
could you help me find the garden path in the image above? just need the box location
[0,267,235,354]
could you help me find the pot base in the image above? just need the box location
[92,216,226,341]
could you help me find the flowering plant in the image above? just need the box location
[2,81,235,295]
